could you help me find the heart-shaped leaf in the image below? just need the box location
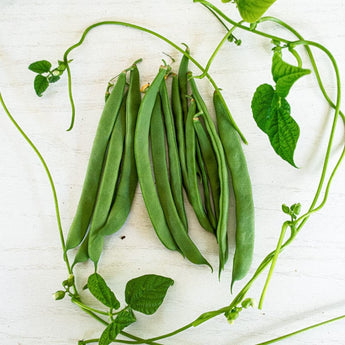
[251,84,300,167]
[272,51,311,98]
[34,75,49,97]
[28,60,52,74]
[99,308,136,345]
[125,274,174,315]
[237,0,276,23]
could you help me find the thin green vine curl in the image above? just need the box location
[62,21,247,144]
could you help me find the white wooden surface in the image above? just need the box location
[1,1,345,344]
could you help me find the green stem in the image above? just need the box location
[196,0,292,44]
[79,339,99,345]
[145,322,194,342]
[256,314,345,345]
[72,298,110,316]
[0,92,76,291]
[194,20,243,79]
[76,303,162,345]
[258,222,290,309]
[62,20,247,143]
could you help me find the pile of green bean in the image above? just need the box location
[65,54,255,285]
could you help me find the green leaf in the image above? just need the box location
[28,60,52,74]
[114,308,136,329]
[87,273,120,309]
[48,75,60,83]
[99,309,136,345]
[272,51,311,98]
[282,204,290,215]
[251,84,300,167]
[237,0,276,23]
[57,60,67,71]
[34,75,49,97]
[125,274,174,315]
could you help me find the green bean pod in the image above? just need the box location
[72,232,89,267]
[150,94,211,267]
[134,67,178,251]
[194,117,220,220]
[160,79,188,229]
[178,46,190,121]
[88,94,127,263]
[99,64,141,237]
[195,139,217,231]
[171,74,189,194]
[66,71,127,250]
[189,76,230,274]
[213,90,255,288]
[185,99,215,234]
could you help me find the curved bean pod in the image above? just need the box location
[88,94,127,263]
[213,90,255,288]
[99,64,141,237]
[178,46,190,122]
[134,67,178,251]
[150,94,211,267]
[189,76,230,274]
[160,80,188,229]
[66,71,127,250]
[72,232,89,267]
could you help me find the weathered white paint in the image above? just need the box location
[0,1,345,344]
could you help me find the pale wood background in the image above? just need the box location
[1,1,345,344]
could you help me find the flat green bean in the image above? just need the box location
[99,64,141,237]
[189,76,229,273]
[185,99,215,234]
[72,231,89,267]
[150,94,211,267]
[195,137,217,231]
[171,74,189,194]
[178,46,190,122]
[66,71,127,250]
[213,90,255,288]
[134,67,178,251]
[160,79,188,229]
[194,116,220,220]
[88,93,127,263]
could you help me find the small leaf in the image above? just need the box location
[115,308,136,329]
[28,60,52,73]
[251,84,300,167]
[34,75,49,97]
[291,203,301,215]
[237,0,276,23]
[48,75,60,83]
[57,60,67,71]
[87,273,120,309]
[125,274,174,315]
[282,204,290,215]
[272,51,311,98]
[99,322,118,345]
[99,309,136,345]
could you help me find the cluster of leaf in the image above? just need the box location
[28,59,69,96]
[251,48,311,167]
[56,273,173,345]
[282,202,301,222]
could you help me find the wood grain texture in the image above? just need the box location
[0,0,345,344]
